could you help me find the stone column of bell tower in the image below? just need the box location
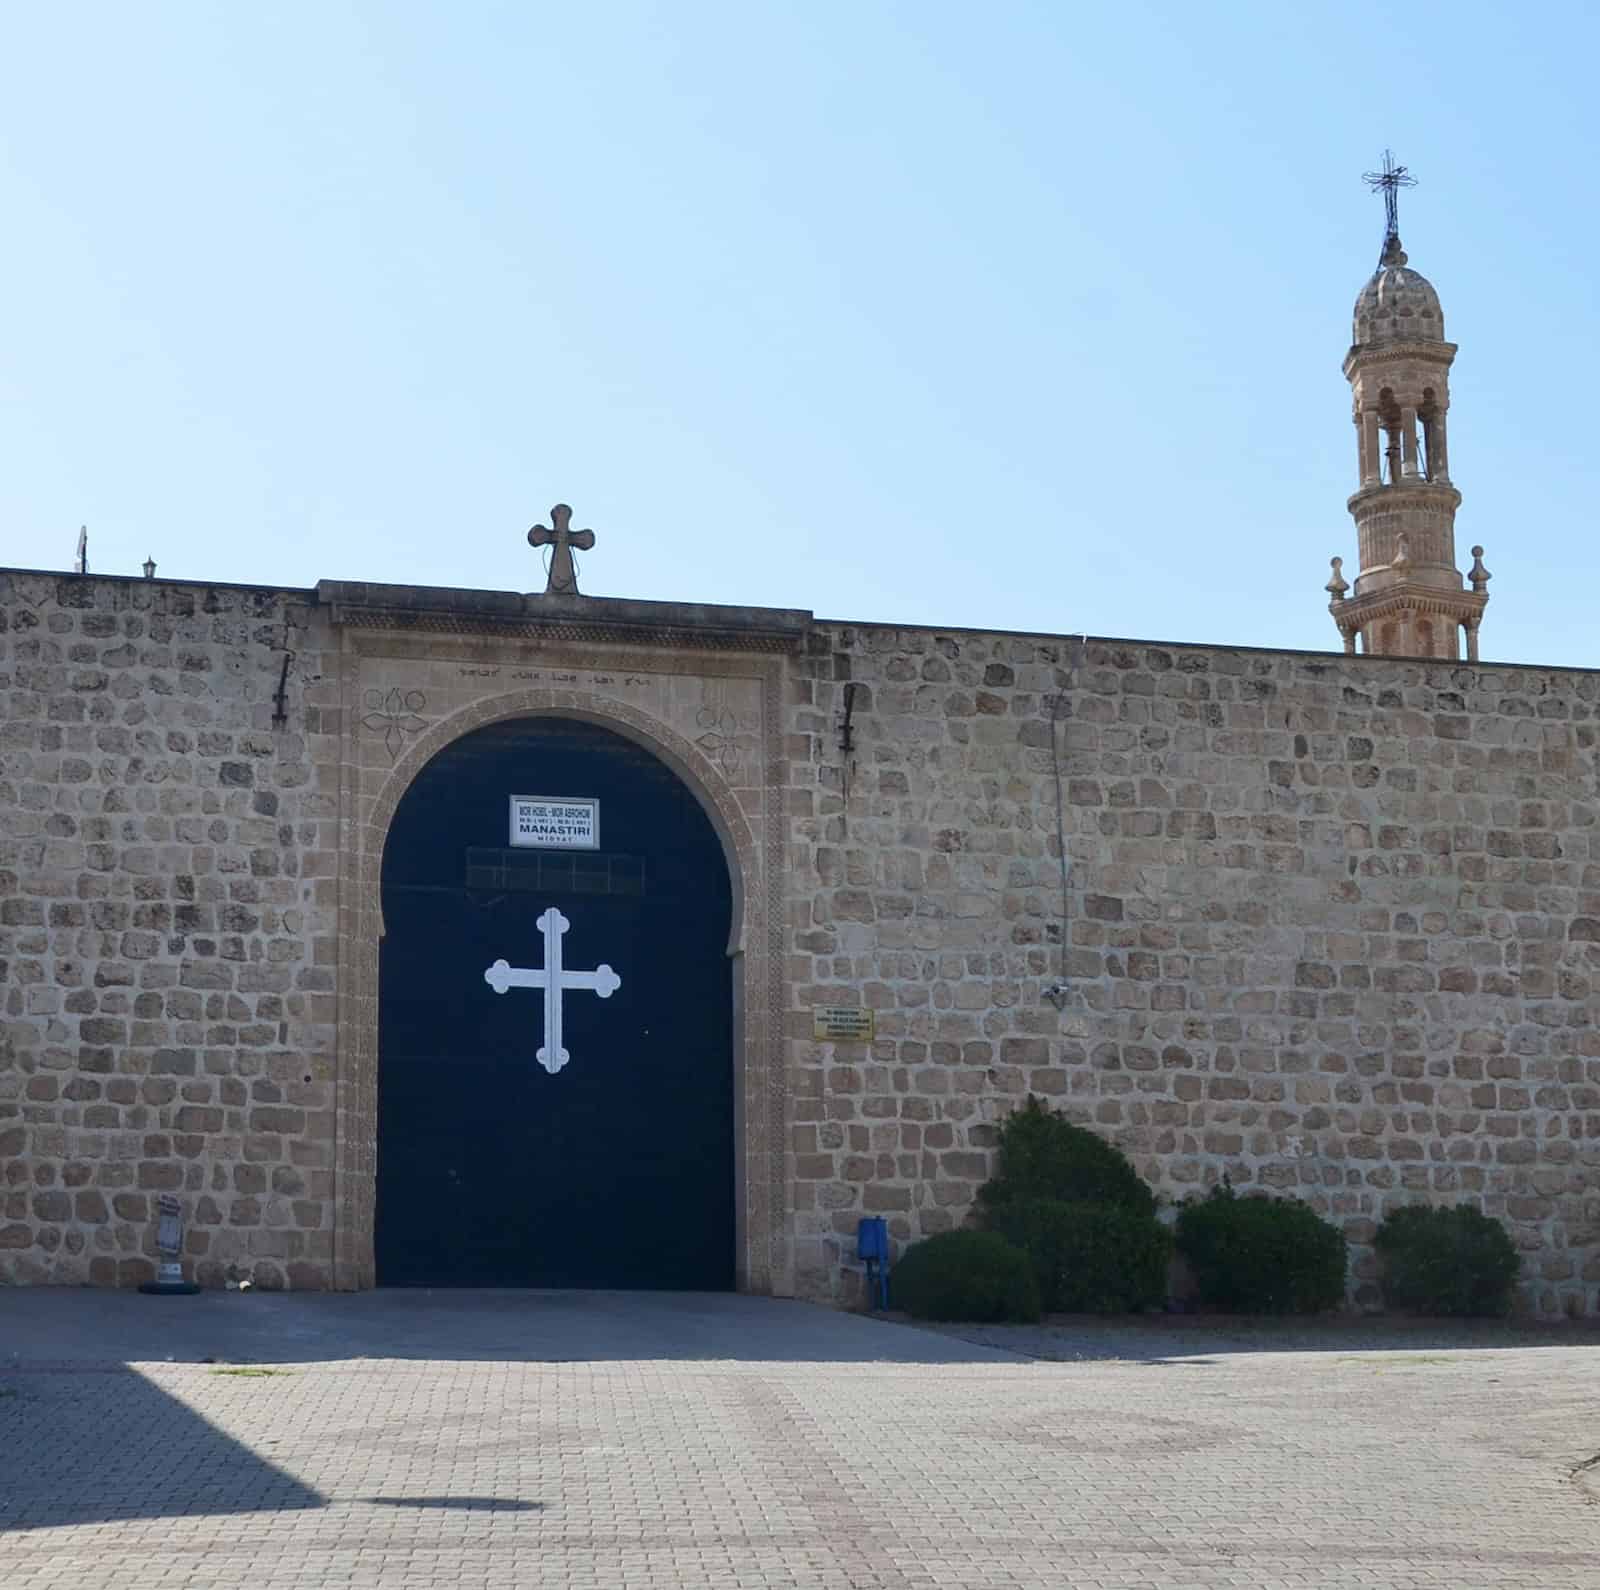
[1326,227,1490,660]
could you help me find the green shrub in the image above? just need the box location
[1175,1182,1347,1314]
[977,1095,1155,1217]
[1375,1203,1521,1317]
[890,1229,1041,1323]
[987,1197,1172,1314]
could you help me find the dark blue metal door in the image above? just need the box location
[376,717,734,1288]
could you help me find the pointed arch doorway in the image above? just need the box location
[375,716,735,1289]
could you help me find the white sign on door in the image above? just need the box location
[509,795,600,849]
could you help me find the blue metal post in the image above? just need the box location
[856,1217,890,1310]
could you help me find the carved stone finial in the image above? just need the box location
[1325,556,1349,600]
[528,503,596,596]
[1469,544,1491,594]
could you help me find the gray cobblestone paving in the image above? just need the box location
[2,1292,1599,1587]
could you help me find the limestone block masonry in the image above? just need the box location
[0,572,338,1288]
[790,626,1600,1318]
[4,568,1599,1318]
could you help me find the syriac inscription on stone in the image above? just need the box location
[453,666,660,693]
[509,795,600,849]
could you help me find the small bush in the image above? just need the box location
[1375,1204,1520,1317]
[977,1095,1155,1217]
[890,1229,1041,1323]
[1175,1182,1347,1314]
[987,1197,1172,1314]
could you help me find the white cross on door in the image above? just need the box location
[483,907,621,1074]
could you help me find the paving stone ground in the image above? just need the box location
[3,1290,1600,1588]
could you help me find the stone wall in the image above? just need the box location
[0,572,339,1288]
[786,625,1600,1318]
[5,569,1598,1316]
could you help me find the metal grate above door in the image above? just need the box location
[464,847,646,897]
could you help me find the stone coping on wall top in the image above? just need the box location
[8,567,1593,677]
[1,566,317,598]
[315,580,813,652]
[814,616,1597,676]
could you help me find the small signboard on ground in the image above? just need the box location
[509,796,600,850]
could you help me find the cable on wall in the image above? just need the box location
[1042,636,1087,1010]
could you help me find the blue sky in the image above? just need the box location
[2,2,1596,665]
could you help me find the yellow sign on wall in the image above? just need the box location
[812,1006,875,1042]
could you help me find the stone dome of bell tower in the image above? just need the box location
[1326,155,1489,661]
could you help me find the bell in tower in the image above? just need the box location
[1326,153,1489,660]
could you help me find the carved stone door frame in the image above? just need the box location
[322,597,798,1296]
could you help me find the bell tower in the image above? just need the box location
[1326,153,1489,660]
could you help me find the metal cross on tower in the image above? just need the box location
[528,503,595,596]
[1363,149,1417,248]
[483,907,621,1075]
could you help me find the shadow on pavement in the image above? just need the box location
[0,1289,1011,1529]
[363,1496,544,1510]
[0,1287,1022,1367]
[921,1311,1600,1364]
[6,1288,1598,1378]
[0,1365,322,1531]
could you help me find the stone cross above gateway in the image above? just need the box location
[528,503,596,595]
